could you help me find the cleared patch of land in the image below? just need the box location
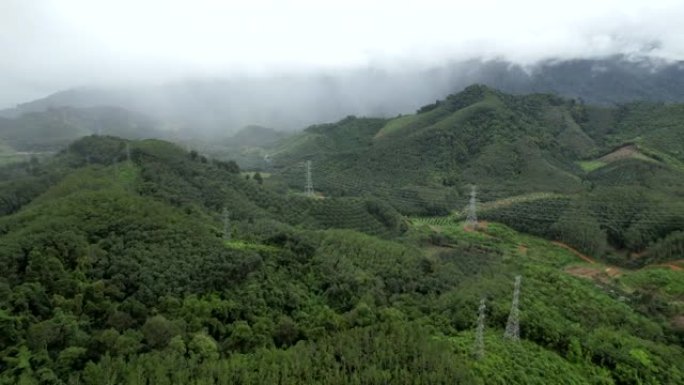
[577,144,660,172]
[599,144,654,163]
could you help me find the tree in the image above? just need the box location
[253,172,263,185]
[141,315,179,349]
[188,333,219,361]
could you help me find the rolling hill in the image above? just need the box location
[0,135,682,384]
[242,86,684,268]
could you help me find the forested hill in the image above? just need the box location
[0,134,683,384]
[258,85,684,267]
[0,106,166,153]
[0,136,684,385]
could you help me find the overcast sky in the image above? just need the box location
[2,0,684,108]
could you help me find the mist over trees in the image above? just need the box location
[3,55,684,136]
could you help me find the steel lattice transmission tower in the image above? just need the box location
[126,143,131,163]
[222,207,231,241]
[465,185,478,230]
[305,160,314,197]
[504,275,522,341]
[474,298,486,359]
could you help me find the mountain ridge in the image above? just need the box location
[4,54,684,133]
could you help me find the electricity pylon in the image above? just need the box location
[504,275,522,341]
[222,207,231,241]
[474,298,486,359]
[305,160,314,197]
[465,185,478,230]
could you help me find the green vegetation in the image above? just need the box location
[2,84,684,384]
[374,114,419,138]
[578,160,607,172]
[252,86,684,268]
[0,106,162,152]
[619,268,684,299]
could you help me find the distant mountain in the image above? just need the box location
[228,125,288,148]
[3,55,684,133]
[0,106,165,152]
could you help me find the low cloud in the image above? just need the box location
[1,0,684,108]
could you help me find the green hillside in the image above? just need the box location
[255,86,684,267]
[0,135,682,384]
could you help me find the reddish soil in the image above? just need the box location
[663,263,684,271]
[565,266,602,279]
[518,244,528,255]
[640,259,684,271]
[599,144,640,162]
[655,263,683,271]
[463,220,489,232]
[672,315,684,331]
[565,265,622,282]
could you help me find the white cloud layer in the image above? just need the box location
[1,0,683,107]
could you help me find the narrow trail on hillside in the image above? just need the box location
[554,242,683,273]
[653,261,683,271]
[551,241,597,264]
[420,219,683,274]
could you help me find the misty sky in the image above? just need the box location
[2,0,684,108]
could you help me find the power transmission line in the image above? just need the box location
[305,160,314,197]
[294,169,684,224]
[465,185,478,230]
[474,297,486,359]
[504,275,522,341]
[215,148,684,224]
